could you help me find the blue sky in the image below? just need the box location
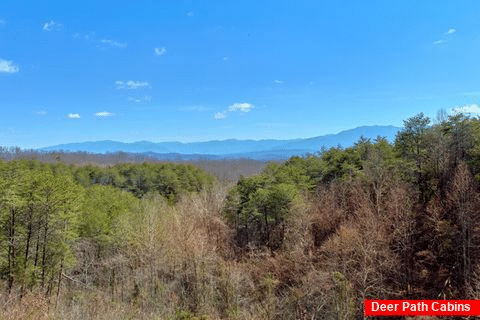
[2,1,480,149]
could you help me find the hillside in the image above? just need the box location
[3,113,480,319]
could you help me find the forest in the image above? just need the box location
[1,110,480,319]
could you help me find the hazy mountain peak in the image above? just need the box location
[39,125,401,160]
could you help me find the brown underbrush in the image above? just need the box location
[0,172,471,319]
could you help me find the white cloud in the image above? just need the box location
[95,111,114,117]
[36,111,47,116]
[463,91,480,96]
[116,80,150,89]
[273,80,284,84]
[128,97,141,103]
[128,95,152,103]
[66,113,80,119]
[445,28,456,35]
[433,40,446,45]
[451,104,480,115]
[214,112,227,120]
[214,102,254,120]
[0,59,19,73]
[182,106,209,111]
[228,103,254,113]
[43,20,61,31]
[99,39,127,48]
[155,47,167,56]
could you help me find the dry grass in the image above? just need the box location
[0,290,50,320]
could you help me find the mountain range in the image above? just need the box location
[39,125,401,160]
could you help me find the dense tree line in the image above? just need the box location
[0,160,214,297]
[225,133,399,249]
[72,162,214,201]
[225,111,480,309]
[0,149,268,185]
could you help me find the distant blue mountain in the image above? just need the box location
[38,125,401,160]
[275,125,401,153]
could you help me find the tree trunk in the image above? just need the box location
[41,220,49,288]
[24,206,34,270]
[7,207,17,293]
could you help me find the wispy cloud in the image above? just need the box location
[72,32,96,43]
[228,103,254,112]
[0,59,19,73]
[432,29,456,46]
[451,104,480,115]
[43,20,61,31]
[66,113,81,119]
[116,80,150,89]
[273,80,284,84]
[128,95,152,103]
[95,111,114,117]
[186,11,194,17]
[155,47,167,56]
[463,91,480,96]
[445,28,456,35]
[181,106,209,112]
[214,102,254,120]
[213,112,227,120]
[99,39,127,48]
[36,111,47,116]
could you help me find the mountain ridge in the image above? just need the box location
[38,125,401,160]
